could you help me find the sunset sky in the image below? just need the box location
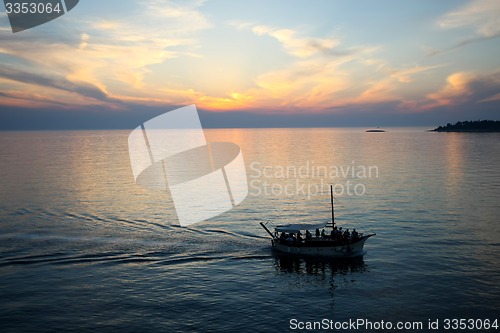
[0,0,499,129]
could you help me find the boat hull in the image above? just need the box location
[272,235,372,258]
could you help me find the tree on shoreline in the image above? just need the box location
[432,120,500,132]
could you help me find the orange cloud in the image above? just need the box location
[426,72,475,108]
[409,70,500,111]
[198,92,254,111]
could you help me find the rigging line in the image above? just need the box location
[333,196,376,235]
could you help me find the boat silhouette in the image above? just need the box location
[260,185,375,258]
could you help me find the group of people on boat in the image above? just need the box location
[320,226,359,243]
[277,226,360,245]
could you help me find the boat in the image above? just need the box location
[260,186,375,258]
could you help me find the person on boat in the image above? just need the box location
[305,230,312,240]
[315,228,320,238]
[343,229,350,243]
[321,229,327,239]
[351,229,359,241]
[333,226,341,241]
[330,228,335,239]
[280,232,287,240]
[297,233,303,243]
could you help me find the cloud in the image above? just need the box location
[143,0,210,31]
[254,59,350,109]
[420,71,500,110]
[348,63,444,106]
[78,33,90,50]
[211,23,447,112]
[433,0,500,54]
[0,0,211,109]
[0,66,110,101]
[0,65,122,110]
[219,22,391,111]
[236,23,356,59]
[387,65,444,83]
[239,22,451,112]
[439,0,500,37]
[426,72,474,108]
[480,93,500,103]
[329,61,444,107]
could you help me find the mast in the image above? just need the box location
[330,185,335,228]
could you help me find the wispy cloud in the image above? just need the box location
[431,0,500,55]
[349,64,445,106]
[233,22,357,59]
[386,65,444,83]
[143,0,210,31]
[251,25,340,58]
[439,0,500,37]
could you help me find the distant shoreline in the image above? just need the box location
[431,120,500,132]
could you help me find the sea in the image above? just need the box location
[0,128,499,332]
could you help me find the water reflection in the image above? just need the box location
[273,252,368,277]
[272,253,370,311]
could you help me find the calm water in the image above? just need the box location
[0,128,499,332]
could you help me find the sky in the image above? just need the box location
[0,0,499,129]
